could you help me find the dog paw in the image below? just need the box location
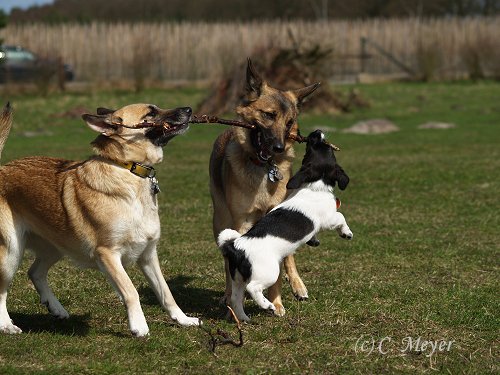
[265,301,276,311]
[0,322,22,334]
[306,237,320,247]
[340,231,353,240]
[337,225,353,240]
[239,314,251,323]
[131,328,150,338]
[130,322,150,337]
[45,301,70,319]
[289,279,308,301]
[171,313,200,327]
[273,303,286,317]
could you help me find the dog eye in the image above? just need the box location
[147,107,158,117]
[286,119,294,129]
[261,111,276,120]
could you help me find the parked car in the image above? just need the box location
[0,45,74,83]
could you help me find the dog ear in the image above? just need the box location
[96,107,115,115]
[331,164,349,190]
[292,82,321,105]
[82,114,119,136]
[286,167,311,190]
[245,58,263,98]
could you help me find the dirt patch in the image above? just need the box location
[342,119,399,134]
[418,122,456,129]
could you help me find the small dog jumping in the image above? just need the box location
[217,130,353,322]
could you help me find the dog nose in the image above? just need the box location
[181,107,192,114]
[273,143,285,153]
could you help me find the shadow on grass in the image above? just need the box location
[138,275,263,321]
[10,312,91,336]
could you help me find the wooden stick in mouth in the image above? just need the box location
[189,114,308,142]
[189,114,340,150]
[107,114,340,150]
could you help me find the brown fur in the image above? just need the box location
[209,60,319,316]
[0,103,199,336]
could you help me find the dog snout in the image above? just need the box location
[179,107,192,115]
[176,106,192,119]
[164,107,192,124]
[273,141,285,153]
[306,130,325,145]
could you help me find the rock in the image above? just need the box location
[342,119,399,134]
[418,122,456,129]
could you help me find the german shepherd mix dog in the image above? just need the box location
[217,130,352,322]
[210,59,320,316]
[0,103,199,337]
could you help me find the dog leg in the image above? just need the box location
[221,220,253,306]
[246,282,275,312]
[230,278,250,323]
[220,256,232,305]
[95,248,149,337]
[284,254,308,301]
[267,273,286,317]
[138,247,199,327]
[331,212,353,240]
[0,234,24,334]
[28,248,68,319]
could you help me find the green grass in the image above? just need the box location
[0,81,498,374]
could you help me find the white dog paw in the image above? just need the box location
[266,302,276,311]
[130,320,150,337]
[171,313,200,327]
[273,303,286,317]
[0,322,22,334]
[130,326,149,337]
[339,228,353,240]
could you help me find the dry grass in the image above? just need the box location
[1,17,500,82]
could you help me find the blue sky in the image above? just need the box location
[1,0,54,14]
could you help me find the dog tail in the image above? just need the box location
[217,229,251,280]
[217,229,241,249]
[0,102,13,163]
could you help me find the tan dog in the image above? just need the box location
[0,102,199,337]
[209,59,319,316]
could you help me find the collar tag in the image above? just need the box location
[267,162,283,183]
[150,176,161,195]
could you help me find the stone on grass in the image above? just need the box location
[342,119,399,134]
[418,122,456,129]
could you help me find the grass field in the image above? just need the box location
[0,81,498,373]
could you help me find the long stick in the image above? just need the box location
[190,114,307,143]
[109,114,340,150]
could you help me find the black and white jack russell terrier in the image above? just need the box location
[217,130,353,322]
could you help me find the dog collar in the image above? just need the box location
[336,197,341,209]
[249,156,266,167]
[116,161,161,194]
[118,161,156,179]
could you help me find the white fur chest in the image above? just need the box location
[116,182,161,265]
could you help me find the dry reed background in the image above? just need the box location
[2,17,499,82]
